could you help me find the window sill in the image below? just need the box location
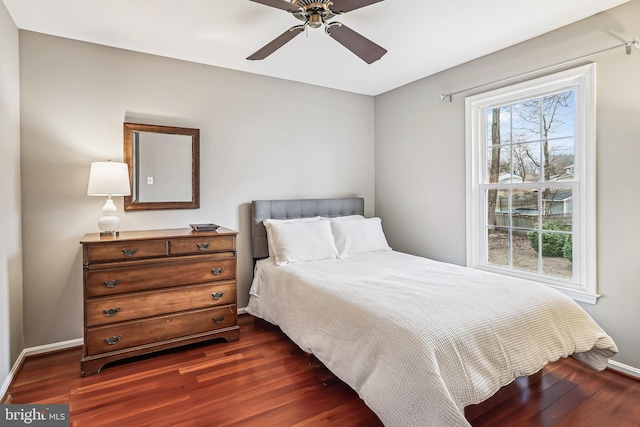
[474,265,600,305]
[545,285,600,305]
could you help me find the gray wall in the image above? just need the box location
[19,31,375,348]
[0,1,23,381]
[375,0,640,370]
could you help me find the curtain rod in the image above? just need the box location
[439,37,639,102]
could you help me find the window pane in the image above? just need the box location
[512,230,538,273]
[486,147,510,183]
[525,214,573,278]
[512,100,540,143]
[487,228,509,267]
[541,187,572,231]
[511,188,538,229]
[487,106,511,145]
[541,236,573,279]
[512,142,541,182]
[544,91,574,139]
[488,189,509,227]
[547,138,574,180]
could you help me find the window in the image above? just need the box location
[465,64,597,303]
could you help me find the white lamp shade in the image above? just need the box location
[87,161,131,196]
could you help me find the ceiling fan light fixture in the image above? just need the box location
[308,13,323,28]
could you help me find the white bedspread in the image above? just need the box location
[246,251,617,427]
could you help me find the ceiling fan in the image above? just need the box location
[247,0,387,64]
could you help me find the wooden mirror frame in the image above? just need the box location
[123,122,200,211]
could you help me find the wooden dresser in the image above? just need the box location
[80,227,239,376]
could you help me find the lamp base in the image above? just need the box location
[97,198,121,237]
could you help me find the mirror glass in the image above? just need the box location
[123,123,200,210]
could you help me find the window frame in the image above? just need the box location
[465,64,598,304]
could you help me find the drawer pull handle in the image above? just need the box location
[103,308,121,317]
[212,316,225,324]
[197,243,211,251]
[121,248,138,257]
[104,335,121,345]
[103,279,120,288]
[211,267,225,275]
[211,291,225,301]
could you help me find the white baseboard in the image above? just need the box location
[608,359,640,379]
[22,338,84,358]
[1,350,25,402]
[1,338,83,402]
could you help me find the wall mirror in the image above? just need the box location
[123,122,200,211]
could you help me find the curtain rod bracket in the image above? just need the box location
[440,94,452,102]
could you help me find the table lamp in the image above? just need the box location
[87,161,131,236]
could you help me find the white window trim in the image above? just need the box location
[465,64,598,304]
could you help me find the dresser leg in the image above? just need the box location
[81,359,105,377]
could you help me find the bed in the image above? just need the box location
[245,197,617,427]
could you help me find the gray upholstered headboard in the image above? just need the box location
[251,197,365,260]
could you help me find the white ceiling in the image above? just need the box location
[3,0,630,96]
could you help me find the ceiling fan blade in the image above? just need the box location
[326,23,386,64]
[248,0,302,13]
[330,0,384,13]
[247,26,305,60]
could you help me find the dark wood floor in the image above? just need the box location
[3,315,639,427]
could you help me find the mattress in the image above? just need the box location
[246,250,617,427]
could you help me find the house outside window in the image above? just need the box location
[465,64,598,303]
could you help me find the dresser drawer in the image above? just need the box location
[169,235,235,255]
[85,257,236,297]
[86,240,167,262]
[86,281,236,327]
[86,305,237,356]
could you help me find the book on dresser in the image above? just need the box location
[79,227,239,376]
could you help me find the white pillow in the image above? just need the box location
[264,218,339,265]
[330,217,391,258]
[263,217,322,258]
